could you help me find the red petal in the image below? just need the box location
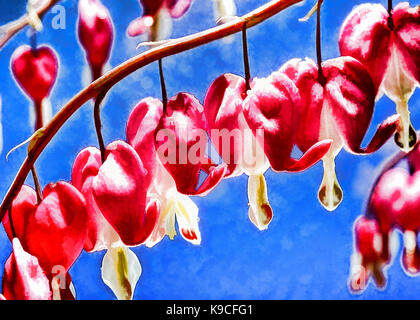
[126,97,163,179]
[156,93,225,195]
[242,73,298,172]
[27,182,88,273]
[71,147,106,252]
[203,73,246,177]
[280,58,323,153]
[323,57,379,154]
[338,3,391,92]
[92,140,154,246]
[2,239,51,300]
[286,139,332,172]
[2,185,37,242]
[11,45,58,103]
[393,3,420,85]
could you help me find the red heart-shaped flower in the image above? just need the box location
[11,45,58,104]
[2,182,88,275]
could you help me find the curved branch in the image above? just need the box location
[0,0,60,49]
[0,0,302,219]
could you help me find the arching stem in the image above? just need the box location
[242,22,251,91]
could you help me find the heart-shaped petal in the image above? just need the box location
[3,183,88,274]
[370,167,420,232]
[11,45,58,103]
[392,2,420,85]
[204,73,246,177]
[92,140,158,246]
[338,3,391,92]
[72,146,121,252]
[155,93,226,195]
[243,74,297,172]
[126,97,163,179]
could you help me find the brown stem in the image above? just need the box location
[158,59,168,111]
[34,100,43,131]
[94,91,108,163]
[387,0,394,30]
[316,0,325,86]
[0,0,303,221]
[0,0,60,50]
[31,166,43,204]
[242,22,251,91]
[7,207,16,239]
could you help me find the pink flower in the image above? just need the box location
[204,72,332,229]
[11,45,58,104]
[126,94,225,246]
[370,167,420,275]
[72,140,159,248]
[78,0,114,81]
[10,45,58,129]
[281,57,399,210]
[2,183,88,275]
[2,238,52,300]
[127,0,192,40]
[339,2,420,151]
[349,216,390,292]
[72,140,157,300]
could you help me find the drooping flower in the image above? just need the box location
[281,57,400,211]
[349,216,391,292]
[2,183,88,276]
[78,0,114,81]
[127,0,192,41]
[126,94,225,246]
[2,238,52,300]
[369,167,420,275]
[72,140,159,248]
[204,72,332,230]
[10,44,58,129]
[71,140,159,300]
[339,2,420,152]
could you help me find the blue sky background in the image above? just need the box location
[0,0,420,300]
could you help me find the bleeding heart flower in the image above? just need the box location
[10,45,58,129]
[369,167,420,275]
[339,2,420,152]
[127,0,192,41]
[78,0,114,81]
[73,140,159,247]
[349,216,390,292]
[281,56,399,211]
[204,73,332,230]
[72,141,159,300]
[2,238,52,300]
[2,182,88,275]
[71,146,121,252]
[126,96,218,246]
[155,93,227,196]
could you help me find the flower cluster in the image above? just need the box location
[1,0,420,300]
